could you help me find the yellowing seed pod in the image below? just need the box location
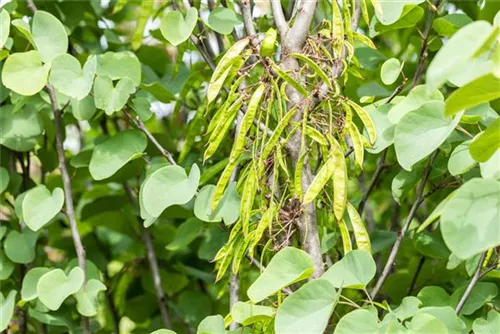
[260,28,277,58]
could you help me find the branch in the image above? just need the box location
[229,274,239,330]
[351,0,361,31]
[455,252,487,314]
[287,0,317,51]
[270,0,289,36]
[46,84,90,333]
[123,184,173,329]
[123,109,177,165]
[26,0,37,12]
[370,151,438,300]
[407,256,426,295]
[411,0,441,88]
[240,0,256,38]
[357,150,387,214]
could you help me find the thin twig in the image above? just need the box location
[270,0,289,36]
[47,85,90,333]
[456,252,487,314]
[123,184,173,329]
[407,257,426,295]
[123,108,177,165]
[240,0,256,38]
[357,150,387,215]
[370,151,438,300]
[411,0,441,88]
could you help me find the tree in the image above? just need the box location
[0,0,499,333]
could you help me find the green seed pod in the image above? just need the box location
[260,28,277,58]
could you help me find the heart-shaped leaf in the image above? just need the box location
[96,51,141,87]
[49,54,97,100]
[194,183,240,225]
[22,185,64,231]
[0,167,9,195]
[231,302,275,326]
[0,251,15,280]
[93,76,136,115]
[394,101,462,170]
[89,129,147,180]
[0,291,17,332]
[160,8,198,46]
[37,267,85,310]
[75,279,107,316]
[380,58,402,85]
[275,279,338,334]
[140,164,200,218]
[334,308,379,334]
[473,310,500,334]
[0,104,44,152]
[207,7,242,35]
[32,11,68,63]
[71,95,96,121]
[448,140,476,176]
[4,229,37,264]
[247,247,314,303]
[321,249,376,289]
[1,50,50,96]
[388,85,444,124]
[0,9,10,49]
[21,267,50,301]
[441,178,500,259]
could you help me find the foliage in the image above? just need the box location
[0,0,499,333]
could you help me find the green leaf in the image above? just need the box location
[93,76,136,115]
[160,8,198,46]
[194,183,240,225]
[473,310,500,334]
[1,51,50,96]
[140,164,200,218]
[364,104,395,154]
[407,312,449,333]
[480,150,500,180]
[394,101,461,170]
[151,330,177,334]
[432,14,473,37]
[75,279,107,316]
[417,192,454,233]
[441,178,500,259]
[4,229,37,264]
[388,85,444,124]
[49,54,96,100]
[0,251,15,280]
[37,267,85,311]
[447,140,476,176]
[451,282,498,315]
[0,9,10,49]
[140,82,176,103]
[275,279,338,334]
[380,58,402,85]
[372,5,424,36]
[420,306,467,333]
[22,185,64,231]
[32,11,68,63]
[247,247,314,303]
[196,315,224,334]
[208,7,241,35]
[96,51,142,87]
[21,267,50,301]
[71,95,96,121]
[469,118,500,163]
[0,167,9,195]
[445,74,500,116]
[89,129,147,180]
[334,308,379,334]
[417,287,451,307]
[375,0,424,25]
[231,302,275,326]
[392,296,422,321]
[0,291,17,331]
[321,249,376,289]
[413,232,450,259]
[166,218,203,251]
[426,20,495,91]
[392,166,423,204]
[0,104,44,151]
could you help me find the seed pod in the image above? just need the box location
[260,28,277,58]
[346,202,371,253]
